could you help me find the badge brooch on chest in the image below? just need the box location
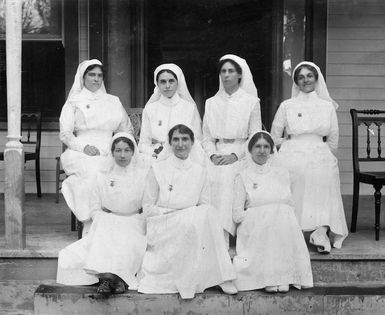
[110,180,115,187]
[158,120,162,126]
[253,183,258,189]
[168,184,173,192]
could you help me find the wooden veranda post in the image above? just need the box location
[4,0,25,249]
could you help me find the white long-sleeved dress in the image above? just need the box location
[203,88,261,235]
[232,162,313,291]
[139,93,202,162]
[138,155,235,299]
[60,88,133,223]
[57,164,147,289]
[270,91,348,248]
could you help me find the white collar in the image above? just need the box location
[296,90,318,101]
[169,154,192,170]
[250,159,272,174]
[110,163,133,177]
[222,87,242,99]
[79,87,105,100]
[160,93,181,106]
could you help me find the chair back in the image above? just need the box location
[350,109,385,174]
[127,107,143,142]
[21,112,42,155]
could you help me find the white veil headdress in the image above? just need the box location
[156,123,208,166]
[291,61,338,109]
[67,59,107,100]
[111,132,140,167]
[146,63,196,106]
[217,54,260,100]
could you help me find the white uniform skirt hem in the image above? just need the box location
[275,139,348,248]
[138,205,236,298]
[57,212,146,289]
[233,203,313,291]
[61,149,112,221]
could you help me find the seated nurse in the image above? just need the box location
[139,63,202,162]
[270,61,348,253]
[232,131,313,293]
[59,59,133,235]
[57,132,147,294]
[202,54,262,245]
[138,124,237,299]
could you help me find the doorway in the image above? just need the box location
[147,0,276,127]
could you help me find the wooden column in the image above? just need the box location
[105,0,132,109]
[5,0,25,249]
[100,0,148,109]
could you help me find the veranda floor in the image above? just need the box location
[0,193,384,258]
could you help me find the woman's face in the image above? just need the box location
[296,67,316,93]
[112,140,134,167]
[250,137,271,165]
[157,72,178,99]
[220,61,241,91]
[170,130,193,160]
[84,67,103,92]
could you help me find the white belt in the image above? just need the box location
[289,134,323,143]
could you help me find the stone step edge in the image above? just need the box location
[34,285,385,315]
[35,284,385,297]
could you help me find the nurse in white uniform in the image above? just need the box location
[202,54,262,244]
[57,132,147,294]
[139,63,202,163]
[59,59,133,234]
[271,61,348,253]
[138,124,237,299]
[232,131,313,293]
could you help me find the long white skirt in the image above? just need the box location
[208,141,247,236]
[61,149,112,222]
[138,205,236,299]
[274,139,348,248]
[233,203,313,291]
[57,212,146,289]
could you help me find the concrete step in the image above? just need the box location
[0,280,55,315]
[2,256,385,287]
[2,257,385,315]
[34,284,385,315]
[1,260,385,288]
[0,231,385,288]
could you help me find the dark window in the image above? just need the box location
[0,40,65,122]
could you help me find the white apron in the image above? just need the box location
[60,89,131,223]
[138,155,235,298]
[271,92,348,248]
[203,88,261,235]
[57,165,147,288]
[232,164,313,291]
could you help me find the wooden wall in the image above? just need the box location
[327,0,385,194]
[79,0,89,62]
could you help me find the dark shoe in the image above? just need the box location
[113,280,127,294]
[97,279,112,294]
